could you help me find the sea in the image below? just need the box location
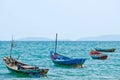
[0,41,120,80]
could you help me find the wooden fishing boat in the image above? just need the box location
[90,50,108,60]
[3,56,49,76]
[3,37,49,77]
[50,34,86,67]
[95,48,115,52]
[50,51,86,67]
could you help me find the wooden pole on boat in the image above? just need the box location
[10,36,13,58]
[55,33,58,53]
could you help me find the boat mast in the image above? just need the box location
[55,33,58,53]
[10,36,14,58]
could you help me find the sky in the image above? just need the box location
[0,0,120,40]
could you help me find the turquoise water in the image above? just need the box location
[0,41,120,80]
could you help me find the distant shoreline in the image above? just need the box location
[1,35,120,41]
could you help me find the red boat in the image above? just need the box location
[90,50,108,60]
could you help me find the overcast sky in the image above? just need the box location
[0,0,120,40]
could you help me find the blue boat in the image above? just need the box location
[50,34,86,67]
[50,51,86,67]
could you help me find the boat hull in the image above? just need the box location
[91,55,108,60]
[95,48,115,52]
[52,59,86,67]
[53,59,85,65]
